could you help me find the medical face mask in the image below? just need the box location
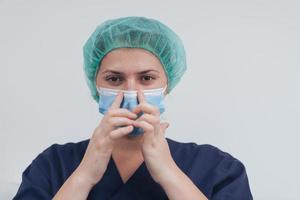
[96,86,167,137]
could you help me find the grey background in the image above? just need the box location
[1,0,299,199]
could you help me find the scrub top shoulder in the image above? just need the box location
[13,137,253,200]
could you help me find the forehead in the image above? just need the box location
[99,48,164,73]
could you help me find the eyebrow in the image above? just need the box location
[102,69,160,75]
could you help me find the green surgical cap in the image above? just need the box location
[83,16,187,103]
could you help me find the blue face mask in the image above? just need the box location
[96,86,167,137]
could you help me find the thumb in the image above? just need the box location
[160,122,170,132]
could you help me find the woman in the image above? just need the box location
[14,16,253,200]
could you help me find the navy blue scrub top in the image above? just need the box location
[13,137,253,199]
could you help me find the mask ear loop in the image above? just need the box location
[162,85,168,96]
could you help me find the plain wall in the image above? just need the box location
[1,0,299,199]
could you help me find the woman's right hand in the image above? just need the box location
[53,91,137,200]
[75,91,138,186]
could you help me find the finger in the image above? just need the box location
[160,122,170,134]
[137,114,161,136]
[107,108,137,119]
[110,91,124,109]
[137,113,160,125]
[132,103,160,116]
[137,89,147,104]
[107,117,134,128]
[109,125,134,140]
[132,120,154,133]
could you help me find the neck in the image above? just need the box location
[113,134,144,153]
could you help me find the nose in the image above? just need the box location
[124,78,140,91]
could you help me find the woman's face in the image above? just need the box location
[96,48,168,94]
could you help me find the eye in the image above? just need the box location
[105,75,124,85]
[141,75,155,81]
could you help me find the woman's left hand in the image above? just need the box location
[131,89,177,183]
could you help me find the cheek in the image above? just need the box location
[163,76,168,85]
[95,75,103,87]
[157,78,167,86]
[160,70,168,85]
[95,73,108,88]
[159,74,168,86]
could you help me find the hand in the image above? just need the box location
[76,91,138,186]
[131,89,175,183]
